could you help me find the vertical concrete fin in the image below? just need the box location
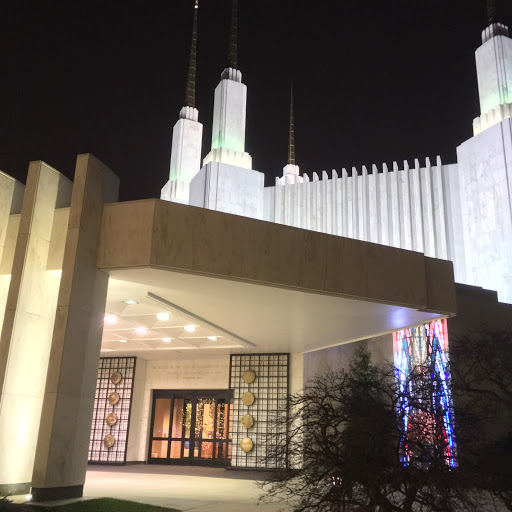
[31,154,119,500]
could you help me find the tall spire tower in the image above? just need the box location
[185,0,199,109]
[203,0,252,169]
[161,0,203,205]
[473,0,512,134]
[288,83,296,166]
[280,84,302,184]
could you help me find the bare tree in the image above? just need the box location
[450,330,512,511]
[259,346,484,512]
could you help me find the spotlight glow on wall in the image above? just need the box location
[123,300,138,305]
[207,336,218,341]
[184,325,196,332]
[104,314,118,325]
[118,339,127,343]
[157,312,170,321]
[162,338,172,343]
[135,327,148,335]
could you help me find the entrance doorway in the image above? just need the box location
[148,390,231,466]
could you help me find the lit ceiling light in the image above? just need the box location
[184,325,195,332]
[162,338,172,343]
[118,339,127,343]
[104,314,118,325]
[207,336,218,341]
[156,312,170,321]
[135,327,148,335]
[123,300,138,305]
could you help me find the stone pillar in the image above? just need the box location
[0,162,72,496]
[31,154,119,501]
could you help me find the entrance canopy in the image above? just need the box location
[98,199,456,358]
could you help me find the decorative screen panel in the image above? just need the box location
[88,357,136,463]
[229,354,288,469]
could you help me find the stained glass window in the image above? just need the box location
[393,319,456,467]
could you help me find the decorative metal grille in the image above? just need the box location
[229,353,289,468]
[88,357,136,463]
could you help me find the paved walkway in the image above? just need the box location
[83,465,292,512]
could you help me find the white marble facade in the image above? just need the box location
[162,23,512,305]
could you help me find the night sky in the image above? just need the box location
[1,0,508,201]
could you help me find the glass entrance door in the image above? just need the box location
[149,390,230,466]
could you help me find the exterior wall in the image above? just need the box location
[190,162,265,220]
[303,334,393,383]
[264,158,451,262]
[134,356,230,462]
[126,359,147,463]
[455,120,512,304]
[125,353,304,465]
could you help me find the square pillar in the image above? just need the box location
[31,154,119,501]
[0,162,72,495]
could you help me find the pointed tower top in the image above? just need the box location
[486,0,507,25]
[288,84,296,166]
[228,0,238,69]
[185,0,199,109]
[487,0,497,24]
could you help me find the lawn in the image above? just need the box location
[0,498,180,512]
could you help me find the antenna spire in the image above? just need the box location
[288,84,296,166]
[185,0,199,108]
[228,0,238,69]
[487,0,497,23]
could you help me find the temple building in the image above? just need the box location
[0,0,511,502]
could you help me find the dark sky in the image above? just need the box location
[0,0,507,201]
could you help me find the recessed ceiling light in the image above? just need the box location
[118,339,127,343]
[156,312,170,321]
[123,300,138,305]
[207,336,218,341]
[104,314,118,325]
[162,338,172,343]
[135,327,148,335]
[184,325,195,332]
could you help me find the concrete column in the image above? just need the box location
[31,154,119,501]
[0,162,72,496]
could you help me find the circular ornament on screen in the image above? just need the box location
[241,391,255,406]
[104,434,115,448]
[111,372,122,385]
[108,392,120,405]
[106,413,118,426]
[240,437,254,452]
[241,414,254,429]
[242,370,256,384]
